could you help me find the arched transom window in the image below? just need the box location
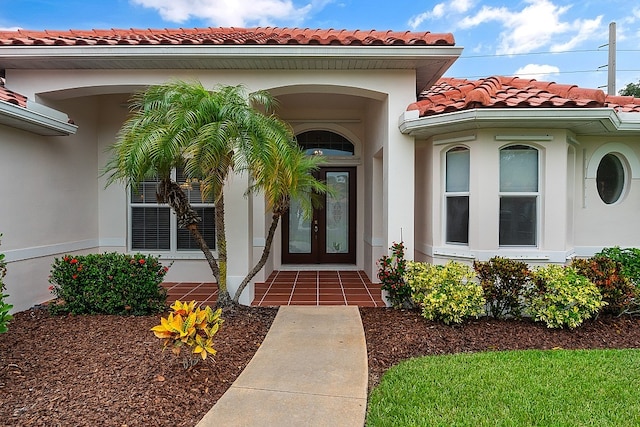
[296,130,354,156]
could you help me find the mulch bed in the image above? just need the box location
[0,305,277,427]
[1,305,639,426]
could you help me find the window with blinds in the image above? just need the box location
[130,169,215,252]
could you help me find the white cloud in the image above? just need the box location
[409,0,475,29]
[457,0,604,55]
[0,26,21,31]
[131,0,316,27]
[617,10,640,43]
[514,63,560,80]
[550,15,602,52]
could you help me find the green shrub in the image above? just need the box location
[474,257,530,319]
[0,233,13,334]
[597,246,640,285]
[571,256,638,315]
[49,252,169,315]
[377,242,412,308]
[525,265,605,329]
[406,261,485,325]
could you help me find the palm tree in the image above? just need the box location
[104,80,314,307]
[233,145,328,303]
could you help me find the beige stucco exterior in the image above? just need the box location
[1,66,422,311]
[411,125,640,266]
[2,40,640,313]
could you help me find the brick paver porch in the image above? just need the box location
[162,270,385,307]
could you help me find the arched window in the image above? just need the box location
[499,145,538,246]
[596,153,625,204]
[296,130,354,156]
[445,147,469,244]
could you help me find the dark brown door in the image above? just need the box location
[282,167,356,264]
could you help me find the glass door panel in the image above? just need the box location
[288,196,312,254]
[325,172,349,254]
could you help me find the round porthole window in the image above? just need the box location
[596,153,625,204]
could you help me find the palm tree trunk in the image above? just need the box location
[157,178,221,285]
[214,192,233,307]
[186,224,220,283]
[157,178,201,228]
[233,213,280,303]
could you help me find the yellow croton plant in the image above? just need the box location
[151,300,224,361]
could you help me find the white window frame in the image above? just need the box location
[444,146,470,245]
[498,145,540,247]
[128,169,216,257]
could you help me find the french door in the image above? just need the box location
[282,167,356,264]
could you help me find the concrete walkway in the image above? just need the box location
[197,306,368,427]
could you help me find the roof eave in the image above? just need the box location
[0,100,77,136]
[399,107,640,139]
[0,44,463,65]
[0,45,463,94]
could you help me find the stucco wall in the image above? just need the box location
[1,98,100,312]
[414,140,433,262]
[572,135,640,253]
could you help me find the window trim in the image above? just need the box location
[128,169,216,256]
[443,146,470,246]
[498,144,540,248]
[586,143,640,179]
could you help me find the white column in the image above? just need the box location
[224,173,252,305]
[385,113,415,258]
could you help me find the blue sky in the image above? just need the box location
[1,0,638,93]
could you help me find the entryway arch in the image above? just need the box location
[282,130,358,264]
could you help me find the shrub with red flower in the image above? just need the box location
[377,241,412,309]
[49,252,171,315]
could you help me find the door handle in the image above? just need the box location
[313,220,318,233]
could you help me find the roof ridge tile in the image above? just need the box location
[0,26,455,47]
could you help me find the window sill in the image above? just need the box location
[128,251,217,260]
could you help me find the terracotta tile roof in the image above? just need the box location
[0,83,27,108]
[0,27,454,47]
[409,76,640,117]
[604,95,640,113]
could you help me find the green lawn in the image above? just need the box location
[367,349,640,426]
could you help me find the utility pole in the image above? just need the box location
[598,22,616,95]
[608,22,616,95]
